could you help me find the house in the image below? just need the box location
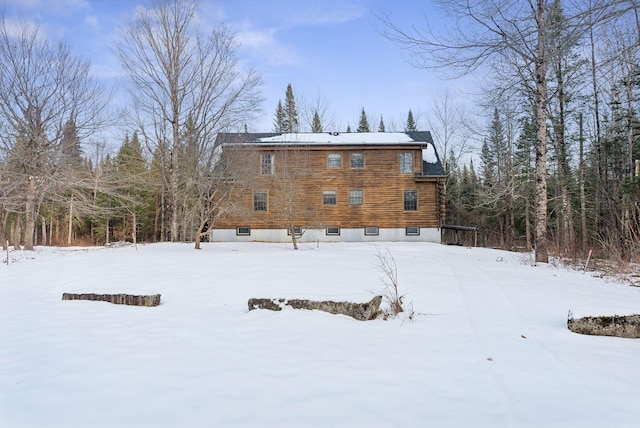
[211,131,446,242]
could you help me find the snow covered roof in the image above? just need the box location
[256,132,418,145]
[216,131,434,147]
[215,131,446,177]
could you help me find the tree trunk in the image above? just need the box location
[132,212,137,246]
[525,197,532,252]
[67,199,74,245]
[41,217,47,246]
[62,293,161,307]
[1,211,7,251]
[24,176,37,250]
[13,217,21,250]
[579,113,588,251]
[534,0,549,263]
[589,26,603,239]
[248,296,382,321]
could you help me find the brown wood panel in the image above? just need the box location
[214,145,443,230]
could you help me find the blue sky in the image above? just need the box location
[3,0,475,135]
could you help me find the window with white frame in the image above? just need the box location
[365,226,379,236]
[328,153,342,168]
[404,190,417,211]
[323,190,337,206]
[236,226,251,236]
[326,226,340,236]
[349,189,363,205]
[400,152,413,174]
[253,191,267,211]
[350,152,364,169]
[287,226,302,236]
[261,153,274,174]
[406,226,420,236]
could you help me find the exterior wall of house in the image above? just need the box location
[214,144,443,236]
[210,227,441,243]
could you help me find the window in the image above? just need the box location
[349,189,363,205]
[253,191,267,211]
[261,153,274,174]
[323,190,337,206]
[365,226,379,236]
[328,153,342,168]
[400,152,413,174]
[326,226,340,236]
[236,226,251,236]
[406,226,420,236]
[350,152,364,169]
[287,226,302,236]
[404,190,418,211]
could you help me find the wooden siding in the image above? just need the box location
[215,145,444,230]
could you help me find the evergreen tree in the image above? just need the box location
[283,83,299,133]
[405,109,417,132]
[378,115,385,132]
[60,118,83,170]
[115,131,147,175]
[311,111,323,133]
[273,100,286,132]
[346,124,352,133]
[357,107,370,132]
[114,131,154,242]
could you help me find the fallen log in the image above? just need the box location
[567,314,640,338]
[62,293,161,307]
[248,295,382,321]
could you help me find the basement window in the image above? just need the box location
[365,226,379,236]
[406,226,420,236]
[326,226,340,236]
[236,226,251,236]
[287,226,302,236]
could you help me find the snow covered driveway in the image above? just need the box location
[1,242,639,427]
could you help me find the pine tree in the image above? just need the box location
[283,84,299,133]
[273,100,285,132]
[114,131,154,242]
[405,109,417,132]
[311,111,322,133]
[346,124,352,133]
[60,118,83,170]
[357,108,370,132]
[378,115,385,132]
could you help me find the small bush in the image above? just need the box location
[374,247,414,320]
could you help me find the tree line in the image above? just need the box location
[388,0,639,264]
[1,0,638,266]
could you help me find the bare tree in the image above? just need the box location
[298,92,338,132]
[0,14,110,250]
[116,0,262,242]
[427,89,474,171]
[377,0,636,263]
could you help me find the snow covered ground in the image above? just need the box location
[1,242,640,427]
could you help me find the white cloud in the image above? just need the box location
[285,3,366,27]
[236,25,300,67]
[6,0,91,14]
[84,14,99,29]
[2,17,44,40]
